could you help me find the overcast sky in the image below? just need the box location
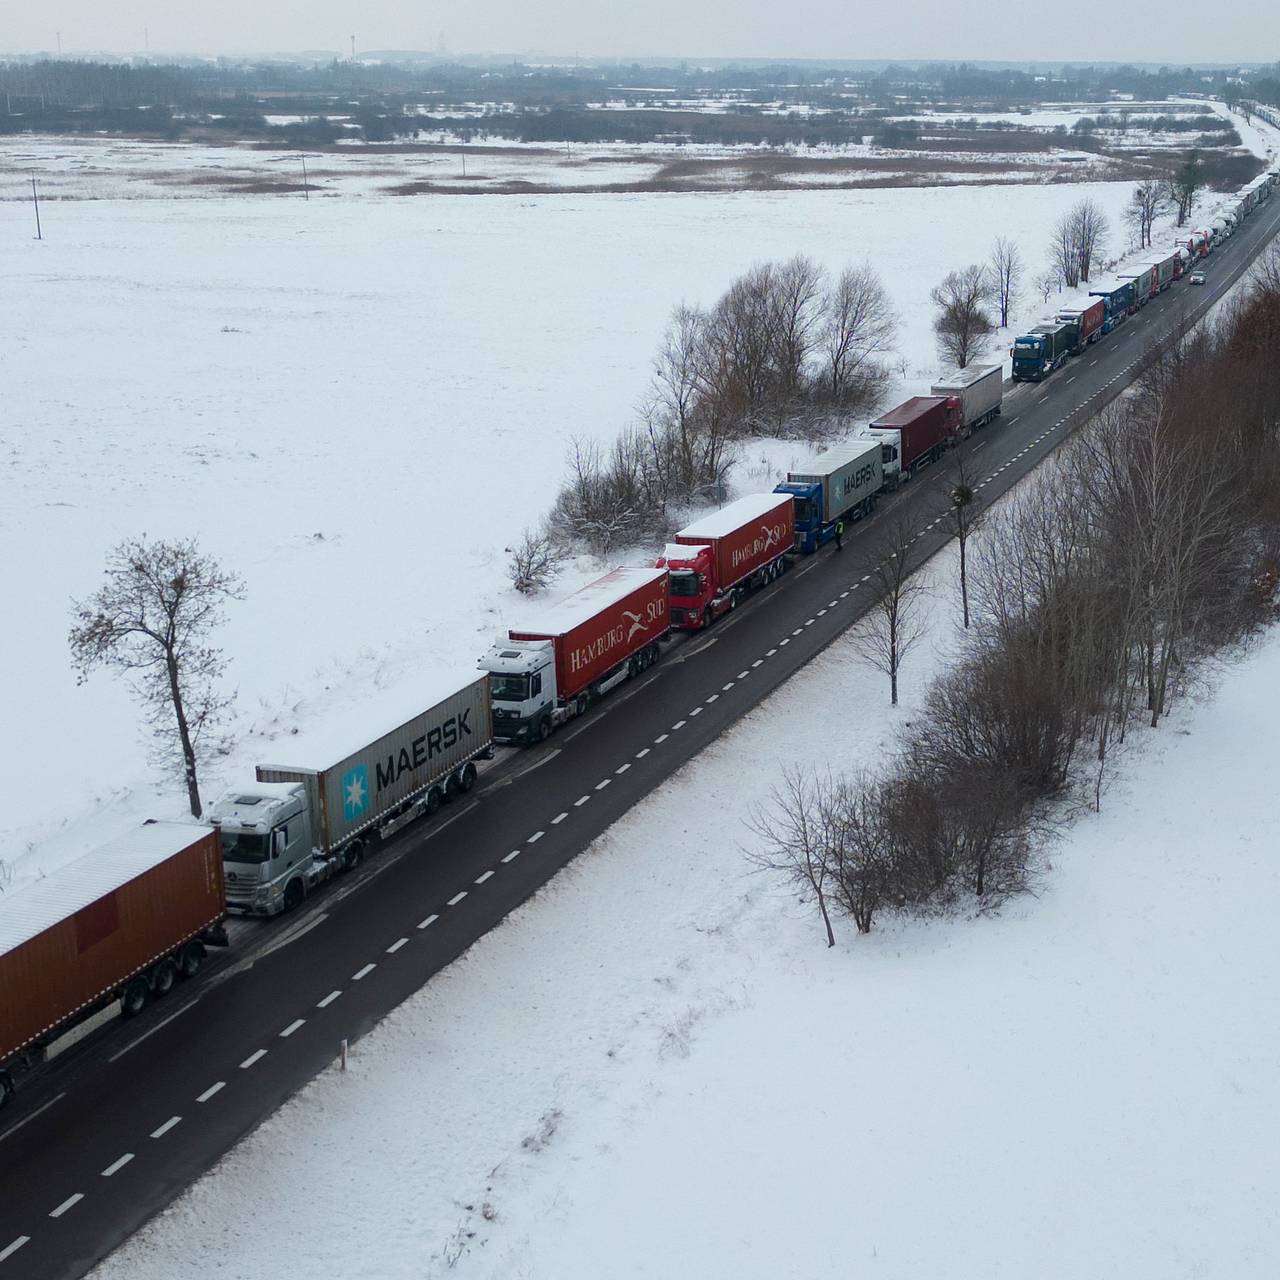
[6,2,1274,66]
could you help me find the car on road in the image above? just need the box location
[1189,271,1207,285]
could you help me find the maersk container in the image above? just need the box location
[509,566,669,704]
[930,364,1003,432]
[674,492,796,591]
[1,823,225,1106]
[783,439,883,525]
[257,674,493,856]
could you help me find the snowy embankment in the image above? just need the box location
[90,524,1280,1280]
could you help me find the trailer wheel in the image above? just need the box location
[0,1069,13,1110]
[342,841,365,871]
[178,941,205,979]
[445,771,462,801]
[121,978,149,1018]
[460,762,478,792]
[150,959,177,998]
[648,642,661,667]
[425,786,443,815]
[537,716,552,743]
[283,877,307,911]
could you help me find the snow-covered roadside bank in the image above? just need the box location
[89,502,1280,1279]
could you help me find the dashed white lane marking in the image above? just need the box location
[860,574,871,582]
[791,627,803,636]
[419,912,441,927]
[551,811,568,824]
[635,748,650,759]
[779,637,791,646]
[705,694,719,704]
[723,681,735,690]
[840,590,850,598]
[352,962,377,980]
[765,648,778,656]
[738,669,750,678]
[387,935,410,951]
[0,1238,29,1264]
[817,608,828,616]
[671,720,685,731]
[527,830,545,843]
[655,732,670,743]
[101,1153,134,1178]
[827,600,838,608]
[752,659,764,667]
[447,891,467,907]
[574,795,590,806]
[501,849,522,864]
[616,762,631,774]
[196,1081,226,1103]
[804,617,816,625]
[240,1049,267,1069]
[280,1018,306,1038]
[151,1116,182,1139]
[690,706,703,715]
[595,777,612,789]
[49,1193,83,1218]
[475,869,495,884]
[318,990,342,1008]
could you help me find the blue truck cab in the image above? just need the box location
[773,437,884,554]
[1011,320,1073,382]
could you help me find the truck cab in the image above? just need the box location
[859,431,903,490]
[655,543,725,628]
[770,481,825,553]
[480,637,559,743]
[209,782,320,917]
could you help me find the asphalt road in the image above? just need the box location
[3,192,1279,1279]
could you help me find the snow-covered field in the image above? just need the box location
[89,527,1280,1280]
[3,107,1272,893]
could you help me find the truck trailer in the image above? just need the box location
[658,492,794,627]
[1,822,228,1108]
[930,364,1003,436]
[211,672,493,915]
[773,438,883,553]
[864,396,959,486]
[481,566,669,745]
[1087,279,1137,332]
[1116,263,1158,304]
[1138,249,1179,291]
[1054,297,1106,354]
[1011,320,1074,381]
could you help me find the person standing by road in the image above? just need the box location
[835,520,845,550]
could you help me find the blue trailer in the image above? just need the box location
[1087,278,1137,333]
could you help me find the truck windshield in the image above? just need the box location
[489,673,530,701]
[668,570,700,598]
[793,499,818,525]
[221,831,268,863]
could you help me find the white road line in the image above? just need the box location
[690,706,703,715]
[804,617,815,625]
[615,762,631,774]
[551,811,568,824]
[387,935,410,952]
[0,1239,28,1264]
[671,720,685,730]
[50,1193,83,1219]
[655,732,670,743]
[705,694,719,704]
[196,1081,225,1103]
[722,681,735,690]
[0,1090,64,1145]
[475,870,494,885]
[738,669,750,678]
[352,963,377,980]
[840,591,849,599]
[317,990,342,1008]
[573,795,590,806]
[765,648,778,656]
[528,830,545,843]
[419,912,441,927]
[501,849,521,863]
[447,891,467,907]
[779,638,790,646]
[280,1018,306,1038]
[827,600,838,608]
[101,1153,134,1178]
[240,1049,267,1069]
[817,608,828,616]
[792,627,803,636]
[151,1116,182,1139]
[596,777,612,789]
[635,748,650,759]
[860,574,871,582]
[752,659,764,667]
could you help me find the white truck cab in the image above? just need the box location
[859,429,903,489]
[480,638,560,743]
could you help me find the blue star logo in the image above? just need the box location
[342,765,370,821]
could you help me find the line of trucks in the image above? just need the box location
[1012,164,1279,383]
[7,162,1278,1112]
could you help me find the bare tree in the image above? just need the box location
[1165,153,1202,227]
[821,263,898,402]
[1126,179,1167,250]
[69,537,244,818]
[1034,266,1063,305]
[508,528,560,595]
[857,517,930,706]
[768,254,827,402]
[988,235,1022,328]
[1070,198,1108,284]
[1050,211,1082,289]
[930,264,996,368]
[950,452,982,629]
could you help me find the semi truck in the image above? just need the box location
[211,672,493,915]
[657,492,794,626]
[773,438,883,554]
[1087,279,1137,332]
[1054,298,1106,354]
[1138,249,1180,291]
[864,395,959,486]
[1116,263,1158,304]
[481,566,668,745]
[1011,320,1074,381]
[930,364,1003,436]
[1,822,228,1108]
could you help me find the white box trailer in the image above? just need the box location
[930,364,1003,434]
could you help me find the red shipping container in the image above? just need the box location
[1080,298,1106,342]
[869,396,956,471]
[509,566,670,702]
[673,492,795,593]
[1,824,224,1066]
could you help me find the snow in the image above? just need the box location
[508,566,666,638]
[87,526,1280,1280]
[674,491,790,539]
[786,435,881,479]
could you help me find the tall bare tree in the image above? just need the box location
[950,452,982,629]
[1165,153,1202,227]
[768,253,827,401]
[69,537,244,817]
[930,264,996,368]
[1070,198,1108,284]
[1050,211,1082,289]
[1126,179,1167,250]
[988,235,1022,328]
[857,517,930,706]
[821,263,898,402]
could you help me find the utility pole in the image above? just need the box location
[350,34,355,61]
[31,175,42,240]
[301,154,309,200]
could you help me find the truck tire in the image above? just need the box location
[425,786,443,815]
[283,878,306,912]
[150,959,177,997]
[459,762,478,793]
[178,941,205,979]
[701,606,713,629]
[537,716,552,743]
[445,772,462,801]
[0,1069,13,1110]
[342,842,365,871]
[121,978,149,1018]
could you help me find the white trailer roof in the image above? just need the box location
[676,492,791,541]
[660,542,708,563]
[0,822,210,957]
[931,363,1001,391]
[788,437,880,479]
[512,565,666,637]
